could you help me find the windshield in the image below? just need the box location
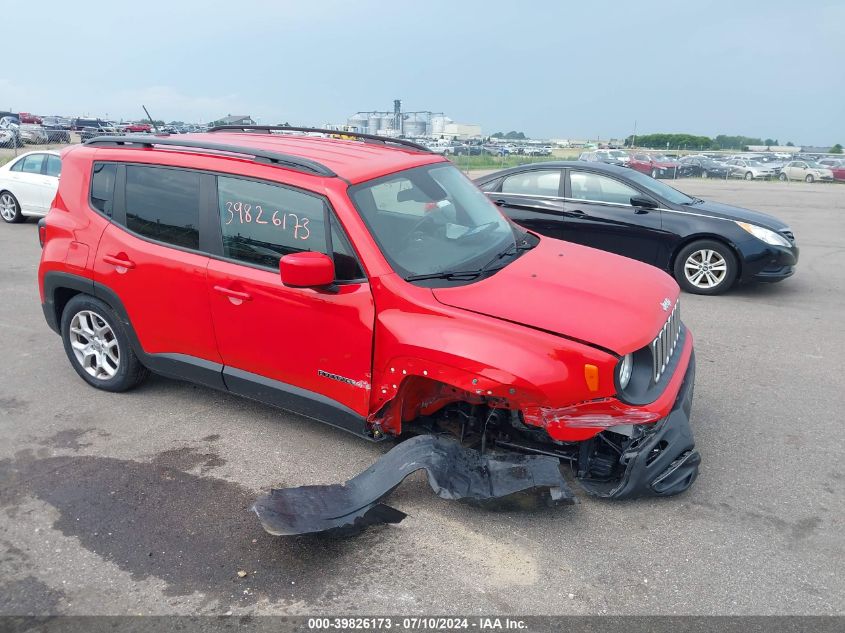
[350,163,518,279]
[652,154,674,162]
[622,169,696,205]
[609,150,628,158]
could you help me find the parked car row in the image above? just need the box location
[578,149,844,182]
[1,110,215,148]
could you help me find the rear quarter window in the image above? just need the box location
[90,163,117,216]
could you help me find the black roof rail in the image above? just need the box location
[207,125,433,153]
[83,135,336,177]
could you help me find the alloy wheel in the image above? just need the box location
[0,193,18,222]
[69,310,120,380]
[684,249,728,290]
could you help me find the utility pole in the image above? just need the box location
[632,120,637,148]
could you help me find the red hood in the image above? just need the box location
[432,237,679,355]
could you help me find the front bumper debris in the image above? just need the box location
[252,434,574,536]
[578,352,700,499]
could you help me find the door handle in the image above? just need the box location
[567,209,587,217]
[213,285,252,301]
[493,199,507,206]
[103,254,135,269]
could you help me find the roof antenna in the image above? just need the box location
[142,105,160,134]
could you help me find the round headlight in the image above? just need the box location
[617,353,633,390]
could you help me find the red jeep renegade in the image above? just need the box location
[38,127,699,503]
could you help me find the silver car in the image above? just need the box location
[18,124,49,145]
[727,159,776,180]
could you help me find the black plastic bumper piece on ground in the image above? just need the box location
[579,352,700,499]
[252,434,574,536]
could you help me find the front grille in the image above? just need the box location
[651,301,682,383]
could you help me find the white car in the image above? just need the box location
[778,161,834,183]
[0,151,62,223]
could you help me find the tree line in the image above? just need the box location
[624,133,797,150]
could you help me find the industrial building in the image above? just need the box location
[339,100,481,140]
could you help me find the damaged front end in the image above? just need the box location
[253,353,700,537]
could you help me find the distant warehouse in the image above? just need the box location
[208,114,255,127]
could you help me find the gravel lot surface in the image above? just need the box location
[0,177,842,616]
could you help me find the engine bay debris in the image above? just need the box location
[252,434,573,536]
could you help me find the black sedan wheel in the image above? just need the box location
[674,240,738,295]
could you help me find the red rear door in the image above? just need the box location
[92,164,221,365]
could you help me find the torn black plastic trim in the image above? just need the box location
[578,352,699,499]
[252,434,573,536]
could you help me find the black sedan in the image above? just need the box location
[678,156,732,179]
[474,162,798,295]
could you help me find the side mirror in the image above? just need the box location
[630,195,658,209]
[280,252,335,288]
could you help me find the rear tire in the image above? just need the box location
[673,239,738,296]
[0,192,23,223]
[60,295,148,392]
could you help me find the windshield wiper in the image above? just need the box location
[404,269,484,282]
[480,237,534,272]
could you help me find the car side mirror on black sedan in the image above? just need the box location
[630,195,658,210]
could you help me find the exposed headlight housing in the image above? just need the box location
[617,353,633,390]
[735,221,791,247]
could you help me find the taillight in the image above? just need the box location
[37,218,46,248]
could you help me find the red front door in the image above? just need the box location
[206,260,375,416]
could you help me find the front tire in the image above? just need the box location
[60,295,148,392]
[744,171,753,181]
[651,168,659,178]
[805,174,814,183]
[701,170,708,179]
[0,192,23,223]
[779,172,788,181]
[674,239,738,295]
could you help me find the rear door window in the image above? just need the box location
[19,154,46,174]
[125,165,201,249]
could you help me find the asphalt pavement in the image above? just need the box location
[0,178,842,616]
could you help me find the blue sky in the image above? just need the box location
[3,0,843,144]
